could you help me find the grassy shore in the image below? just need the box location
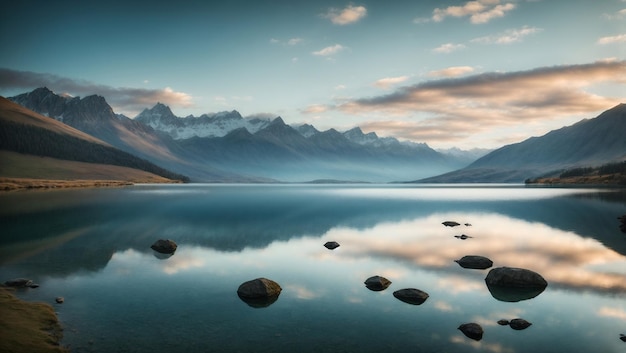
[0,287,68,353]
[0,177,138,191]
[526,173,626,186]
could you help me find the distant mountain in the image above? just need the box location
[9,88,475,182]
[0,97,188,182]
[135,103,270,139]
[419,104,626,183]
[9,88,254,182]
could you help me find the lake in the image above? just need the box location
[1,184,626,353]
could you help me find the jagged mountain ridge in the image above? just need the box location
[8,87,474,182]
[419,103,626,183]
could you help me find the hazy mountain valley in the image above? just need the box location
[3,87,625,184]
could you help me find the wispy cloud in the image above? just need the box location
[0,68,193,116]
[597,33,626,45]
[373,76,409,89]
[432,43,466,53]
[302,104,329,114]
[336,60,626,146]
[322,5,367,25]
[471,26,542,44]
[432,0,516,24]
[312,44,345,56]
[428,66,475,78]
[271,37,303,46]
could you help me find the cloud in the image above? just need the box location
[432,0,516,24]
[597,33,626,45]
[312,44,345,56]
[302,104,329,114]
[373,76,409,89]
[432,43,466,53]
[428,66,475,78]
[0,68,193,116]
[271,37,303,46]
[336,60,626,147]
[323,5,367,25]
[471,26,542,44]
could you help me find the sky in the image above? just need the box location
[0,0,624,149]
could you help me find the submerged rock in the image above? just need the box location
[55,297,64,304]
[4,278,38,288]
[442,221,461,227]
[509,318,532,330]
[485,267,548,302]
[324,241,340,250]
[150,239,177,254]
[458,323,483,341]
[393,288,429,305]
[364,275,392,291]
[237,278,282,308]
[455,255,493,270]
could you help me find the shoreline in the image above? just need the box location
[0,287,68,353]
[0,177,181,192]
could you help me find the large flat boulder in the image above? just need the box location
[393,288,429,305]
[485,267,547,302]
[237,278,282,308]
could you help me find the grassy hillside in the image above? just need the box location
[0,97,189,183]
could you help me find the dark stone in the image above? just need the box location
[150,239,177,254]
[619,214,626,233]
[393,288,429,305]
[620,334,626,342]
[237,278,282,298]
[458,323,483,341]
[464,223,472,226]
[4,278,34,288]
[454,234,472,240]
[237,278,282,308]
[455,255,493,270]
[485,267,547,302]
[442,221,460,227]
[324,241,340,250]
[497,319,510,326]
[55,297,64,304]
[364,275,392,291]
[509,318,532,330]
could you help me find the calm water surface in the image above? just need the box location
[1,184,626,353]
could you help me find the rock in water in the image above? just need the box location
[455,255,493,270]
[509,318,532,330]
[150,239,177,254]
[324,241,340,250]
[458,323,484,341]
[237,278,282,308]
[485,267,547,302]
[364,275,392,291]
[393,288,429,305]
[55,297,64,304]
[442,221,460,227]
[497,319,510,326]
[4,278,35,288]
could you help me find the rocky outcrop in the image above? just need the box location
[4,278,39,288]
[393,288,429,305]
[455,255,493,270]
[485,267,548,302]
[364,275,392,291]
[237,278,282,308]
[150,239,178,254]
[458,323,483,341]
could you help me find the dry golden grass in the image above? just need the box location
[0,287,68,353]
[0,151,181,191]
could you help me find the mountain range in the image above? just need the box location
[4,87,625,183]
[8,87,472,182]
[419,103,626,183]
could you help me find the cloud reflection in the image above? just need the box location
[325,213,626,295]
